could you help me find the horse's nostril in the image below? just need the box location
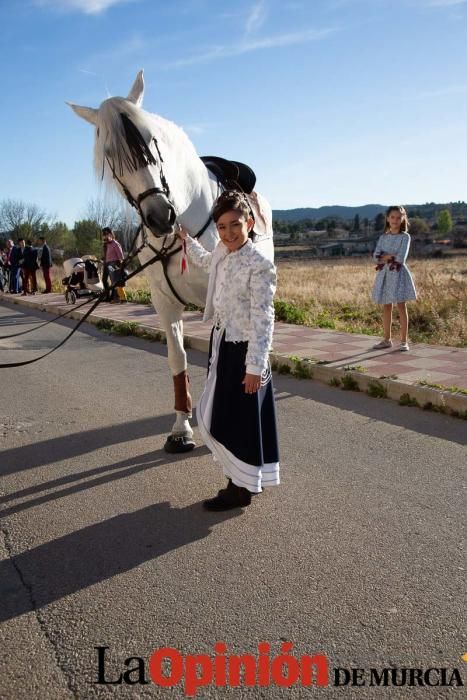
[147,209,175,231]
[147,213,157,229]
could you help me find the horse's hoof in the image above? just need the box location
[164,435,196,454]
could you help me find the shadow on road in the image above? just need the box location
[273,374,467,447]
[0,445,210,517]
[0,500,241,623]
[0,313,45,327]
[0,414,179,477]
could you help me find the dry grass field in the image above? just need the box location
[50,255,467,347]
[274,256,467,346]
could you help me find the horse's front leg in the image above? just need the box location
[154,294,196,454]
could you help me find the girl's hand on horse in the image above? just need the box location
[177,226,188,241]
[242,373,261,394]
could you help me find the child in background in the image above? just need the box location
[178,190,280,511]
[371,205,417,351]
[102,227,127,303]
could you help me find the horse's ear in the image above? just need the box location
[127,70,144,107]
[67,102,98,125]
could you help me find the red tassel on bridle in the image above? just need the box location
[180,238,188,274]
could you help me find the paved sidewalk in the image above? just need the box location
[1,292,466,413]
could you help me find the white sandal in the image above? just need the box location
[372,339,393,349]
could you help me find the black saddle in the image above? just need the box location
[200,155,256,194]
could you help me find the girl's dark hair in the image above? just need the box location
[212,190,256,240]
[385,205,409,233]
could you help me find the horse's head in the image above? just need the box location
[68,70,186,238]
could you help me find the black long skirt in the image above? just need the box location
[196,326,280,493]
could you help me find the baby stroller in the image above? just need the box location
[62,256,104,304]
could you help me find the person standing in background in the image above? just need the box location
[37,236,53,293]
[371,206,417,351]
[102,227,127,303]
[8,239,23,294]
[21,240,38,295]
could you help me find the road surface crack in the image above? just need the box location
[1,525,79,699]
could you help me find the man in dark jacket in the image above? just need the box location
[8,239,23,293]
[21,240,38,295]
[38,236,53,293]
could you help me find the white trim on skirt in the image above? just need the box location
[196,325,280,494]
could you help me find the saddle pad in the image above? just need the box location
[200,155,256,194]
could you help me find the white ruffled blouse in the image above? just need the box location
[185,236,276,375]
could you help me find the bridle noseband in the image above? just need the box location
[105,132,175,230]
[105,127,215,307]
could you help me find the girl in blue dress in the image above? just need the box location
[371,206,417,351]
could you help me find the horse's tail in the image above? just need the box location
[249,191,273,238]
[249,191,274,262]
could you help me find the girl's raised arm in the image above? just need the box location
[183,234,213,271]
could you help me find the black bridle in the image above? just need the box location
[104,127,215,306]
[0,122,216,368]
[105,131,174,230]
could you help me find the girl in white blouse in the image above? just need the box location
[178,190,280,511]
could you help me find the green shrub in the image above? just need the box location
[367,380,387,398]
[95,318,114,332]
[289,357,313,379]
[315,311,336,329]
[126,289,151,305]
[399,393,420,407]
[111,321,139,336]
[341,373,360,391]
[423,401,448,414]
[274,300,308,325]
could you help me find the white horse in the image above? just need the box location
[68,70,274,453]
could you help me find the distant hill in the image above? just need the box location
[272,202,467,223]
[272,205,386,222]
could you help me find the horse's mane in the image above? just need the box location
[94,99,197,186]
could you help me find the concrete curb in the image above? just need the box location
[267,354,467,415]
[2,294,466,417]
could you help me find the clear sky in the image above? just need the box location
[1,0,466,226]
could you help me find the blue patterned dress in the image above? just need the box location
[371,232,417,304]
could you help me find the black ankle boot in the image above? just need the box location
[203,480,252,511]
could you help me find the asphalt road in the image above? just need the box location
[0,301,465,699]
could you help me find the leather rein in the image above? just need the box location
[0,136,216,368]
